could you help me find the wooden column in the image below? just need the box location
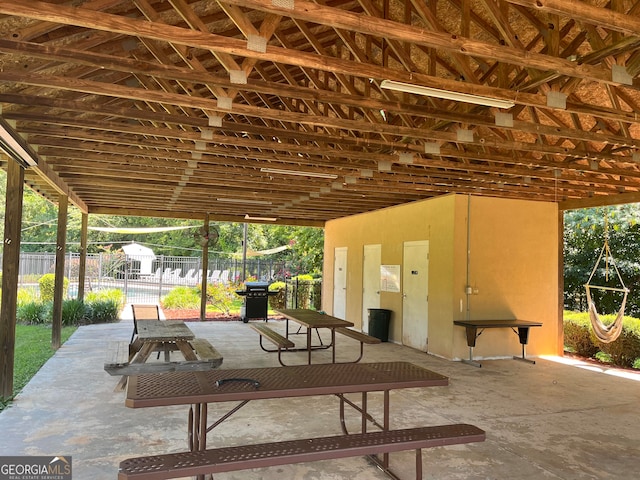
[52,195,68,350]
[199,214,209,321]
[0,159,25,400]
[557,209,565,355]
[77,212,88,301]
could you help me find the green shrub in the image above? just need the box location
[16,301,50,324]
[595,351,613,363]
[38,274,69,302]
[86,289,124,311]
[564,311,640,368]
[593,315,640,368]
[86,299,120,324]
[17,287,39,307]
[292,274,314,282]
[312,280,322,310]
[268,281,286,291]
[268,281,286,309]
[202,283,237,315]
[563,312,599,357]
[62,299,87,325]
[162,286,200,309]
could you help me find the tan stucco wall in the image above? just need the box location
[323,194,560,361]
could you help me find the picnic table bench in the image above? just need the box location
[120,361,485,480]
[251,322,380,365]
[250,323,295,365]
[335,327,381,362]
[118,423,485,479]
[104,338,223,376]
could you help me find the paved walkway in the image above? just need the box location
[0,312,638,479]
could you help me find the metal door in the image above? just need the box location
[402,240,429,351]
[333,247,348,319]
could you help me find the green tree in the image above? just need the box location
[564,205,640,316]
[266,225,324,275]
[2,170,324,273]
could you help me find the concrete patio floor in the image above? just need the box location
[1,307,638,480]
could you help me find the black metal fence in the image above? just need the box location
[7,252,292,304]
[6,252,322,308]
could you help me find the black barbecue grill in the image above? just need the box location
[235,281,277,323]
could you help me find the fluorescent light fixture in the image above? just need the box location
[217,198,272,205]
[261,167,338,179]
[0,116,38,168]
[244,214,277,222]
[380,80,515,109]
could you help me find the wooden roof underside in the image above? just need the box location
[1,0,640,226]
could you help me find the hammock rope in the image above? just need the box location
[583,213,628,343]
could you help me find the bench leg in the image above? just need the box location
[276,347,288,367]
[365,445,423,480]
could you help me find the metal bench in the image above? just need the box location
[104,339,223,376]
[335,327,381,363]
[250,323,295,366]
[118,423,485,480]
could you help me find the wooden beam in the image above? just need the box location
[200,214,209,321]
[505,0,640,37]
[0,0,628,107]
[221,0,623,86]
[558,192,640,211]
[52,195,68,350]
[0,159,25,400]
[557,208,564,355]
[77,212,88,301]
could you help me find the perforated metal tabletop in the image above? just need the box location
[126,361,448,408]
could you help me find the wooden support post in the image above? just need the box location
[557,209,565,355]
[0,160,25,400]
[200,213,209,322]
[77,212,88,301]
[52,195,68,350]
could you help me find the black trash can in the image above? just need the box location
[368,308,391,342]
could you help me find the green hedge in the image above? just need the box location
[38,274,69,302]
[564,311,640,368]
[161,286,200,309]
[15,288,123,325]
[268,281,286,310]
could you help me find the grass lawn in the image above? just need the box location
[1,324,76,411]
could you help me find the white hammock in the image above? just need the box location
[584,242,628,343]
